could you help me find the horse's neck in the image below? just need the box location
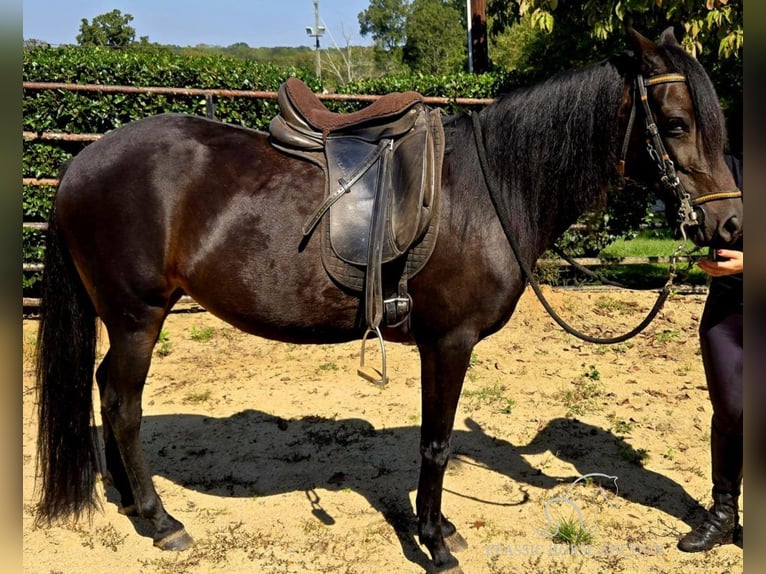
[483,64,624,255]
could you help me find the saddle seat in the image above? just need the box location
[276,77,424,137]
[268,79,446,383]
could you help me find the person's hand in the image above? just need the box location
[698,249,743,277]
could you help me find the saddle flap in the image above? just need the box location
[326,105,437,266]
[388,111,433,253]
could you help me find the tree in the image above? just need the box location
[403,0,466,74]
[359,0,410,51]
[77,9,136,48]
[358,0,411,73]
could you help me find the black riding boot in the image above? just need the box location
[678,423,743,552]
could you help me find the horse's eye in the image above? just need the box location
[664,117,688,136]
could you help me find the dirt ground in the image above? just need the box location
[22,287,744,574]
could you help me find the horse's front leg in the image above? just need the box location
[416,331,475,572]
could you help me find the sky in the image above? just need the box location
[22,0,374,48]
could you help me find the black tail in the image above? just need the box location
[35,197,101,524]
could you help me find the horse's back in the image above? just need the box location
[52,113,358,337]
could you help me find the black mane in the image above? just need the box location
[474,60,626,250]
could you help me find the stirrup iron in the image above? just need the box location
[358,326,388,386]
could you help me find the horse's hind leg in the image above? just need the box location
[96,352,137,515]
[98,303,193,550]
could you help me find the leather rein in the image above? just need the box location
[471,71,740,344]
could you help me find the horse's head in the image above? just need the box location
[621,28,742,247]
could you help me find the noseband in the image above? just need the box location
[619,72,742,234]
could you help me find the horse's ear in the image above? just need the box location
[660,26,681,47]
[626,27,668,75]
[627,27,655,54]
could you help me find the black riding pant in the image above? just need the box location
[699,297,743,438]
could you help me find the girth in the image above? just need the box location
[269,79,445,358]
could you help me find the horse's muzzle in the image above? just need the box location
[689,205,743,248]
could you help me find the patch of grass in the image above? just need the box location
[316,361,339,373]
[607,413,636,435]
[94,524,128,552]
[617,442,649,466]
[550,515,594,546]
[654,329,680,343]
[23,334,37,364]
[464,382,506,403]
[593,296,634,315]
[599,232,680,258]
[156,328,172,357]
[593,341,632,355]
[190,326,215,342]
[556,366,605,416]
[464,382,516,414]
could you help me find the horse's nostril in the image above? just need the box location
[723,215,741,237]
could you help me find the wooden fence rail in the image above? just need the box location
[22,81,496,107]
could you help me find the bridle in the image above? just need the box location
[618,72,742,237]
[470,70,740,344]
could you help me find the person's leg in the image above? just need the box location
[678,302,743,552]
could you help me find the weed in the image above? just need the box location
[607,413,635,435]
[184,390,212,404]
[557,368,605,416]
[663,446,677,461]
[654,330,680,343]
[94,524,127,552]
[617,442,649,466]
[550,515,594,546]
[190,326,215,342]
[593,296,633,315]
[500,397,517,414]
[156,328,172,356]
[317,362,339,373]
[583,364,601,381]
[674,362,694,375]
[534,257,562,285]
[464,382,516,414]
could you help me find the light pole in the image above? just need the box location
[305,0,326,80]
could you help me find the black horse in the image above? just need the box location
[34,28,742,572]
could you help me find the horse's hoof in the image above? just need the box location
[427,562,463,574]
[445,531,468,552]
[153,528,194,551]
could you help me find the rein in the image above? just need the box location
[470,72,707,344]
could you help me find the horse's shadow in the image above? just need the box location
[107,411,705,569]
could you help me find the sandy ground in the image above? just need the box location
[22,287,744,573]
